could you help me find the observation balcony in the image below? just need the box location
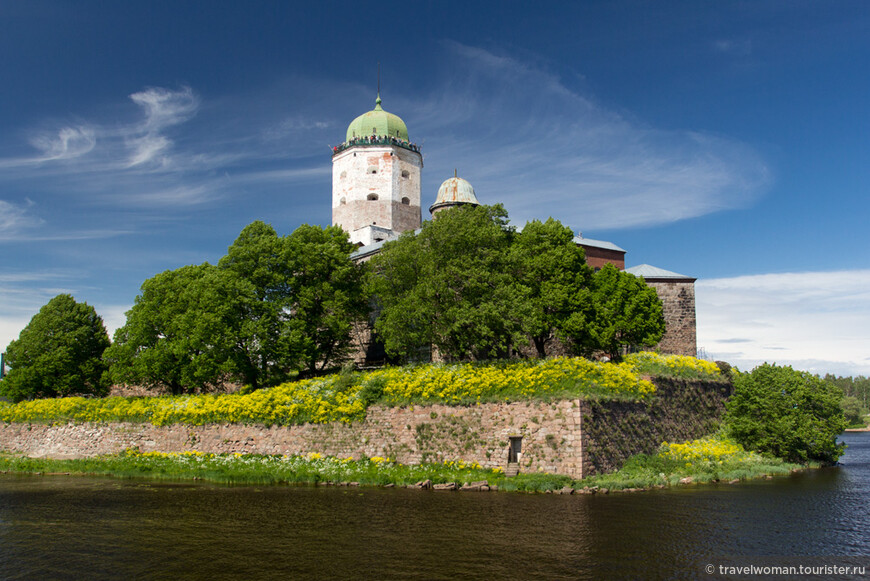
[332,135,421,156]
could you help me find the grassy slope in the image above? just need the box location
[0,435,802,493]
[0,353,724,427]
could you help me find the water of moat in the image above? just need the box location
[2,432,869,580]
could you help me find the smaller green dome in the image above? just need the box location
[346,95,409,142]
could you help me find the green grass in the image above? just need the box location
[0,451,504,487]
[0,352,723,428]
[0,435,801,492]
[579,449,802,490]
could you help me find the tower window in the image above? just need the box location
[339,197,346,205]
[401,197,410,205]
[340,171,347,179]
[367,194,379,201]
[401,170,410,179]
[367,165,378,174]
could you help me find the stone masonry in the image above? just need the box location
[646,279,697,357]
[0,378,728,480]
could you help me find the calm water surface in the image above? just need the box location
[2,433,870,580]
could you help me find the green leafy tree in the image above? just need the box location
[585,264,665,360]
[283,224,369,375]
[725,363,846,464]
[104,264,239,394]
[218,221,296,387]
[824,374,870,412]
[841,396,865,427]
[1,294,110,402]
[219,220,368,376]
[107,221,367,392]
[368,204,526,361]
[512,218,594,357]
[218,221,290,301]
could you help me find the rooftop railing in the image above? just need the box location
[332,136,421,156]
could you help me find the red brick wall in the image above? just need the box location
[580,246,625,270]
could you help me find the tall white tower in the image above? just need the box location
[332,95,423,246]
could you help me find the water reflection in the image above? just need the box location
[1,433,869,580]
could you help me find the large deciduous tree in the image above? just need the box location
[512,218,594,357]
[585,264,665,360]
[106,221,368,393]
[218,221,296,387]
[368,204,526,361]
[1,294,111,402]
[283,224,369,375]
[104,264,240,394]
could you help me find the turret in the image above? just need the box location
[331,95,423,246]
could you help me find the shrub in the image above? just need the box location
[725,363,845,464]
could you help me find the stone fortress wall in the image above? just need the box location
[646,279,697,357]
[0,378,729,480]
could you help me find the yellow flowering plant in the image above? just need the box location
[0,353,722,427]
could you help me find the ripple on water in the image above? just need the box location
[1,433,869,579]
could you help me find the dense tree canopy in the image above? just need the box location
[368,205,663,362]
[368,204,526,361]
[585,264,665,359]
[824,374,870,414]
[512,218,594,357]
[726,363,846,464]
[282,224,370,374]
[1,294,111,402]
[104,264,247,394]
[106,221,368,393]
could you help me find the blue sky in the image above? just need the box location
[1,1,868,375]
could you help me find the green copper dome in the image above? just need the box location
[346,95,409,142]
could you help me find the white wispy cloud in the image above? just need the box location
[117,184,216,207]
[126,86,199,167]
[0,199,43,238]
[0,199,132,241]
[91,303,131,341]
[29,125,97,161]
[697,270,870,376]
[414,42,771,231]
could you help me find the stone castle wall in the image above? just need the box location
[647,280,697,357]
[0,378,728,479]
